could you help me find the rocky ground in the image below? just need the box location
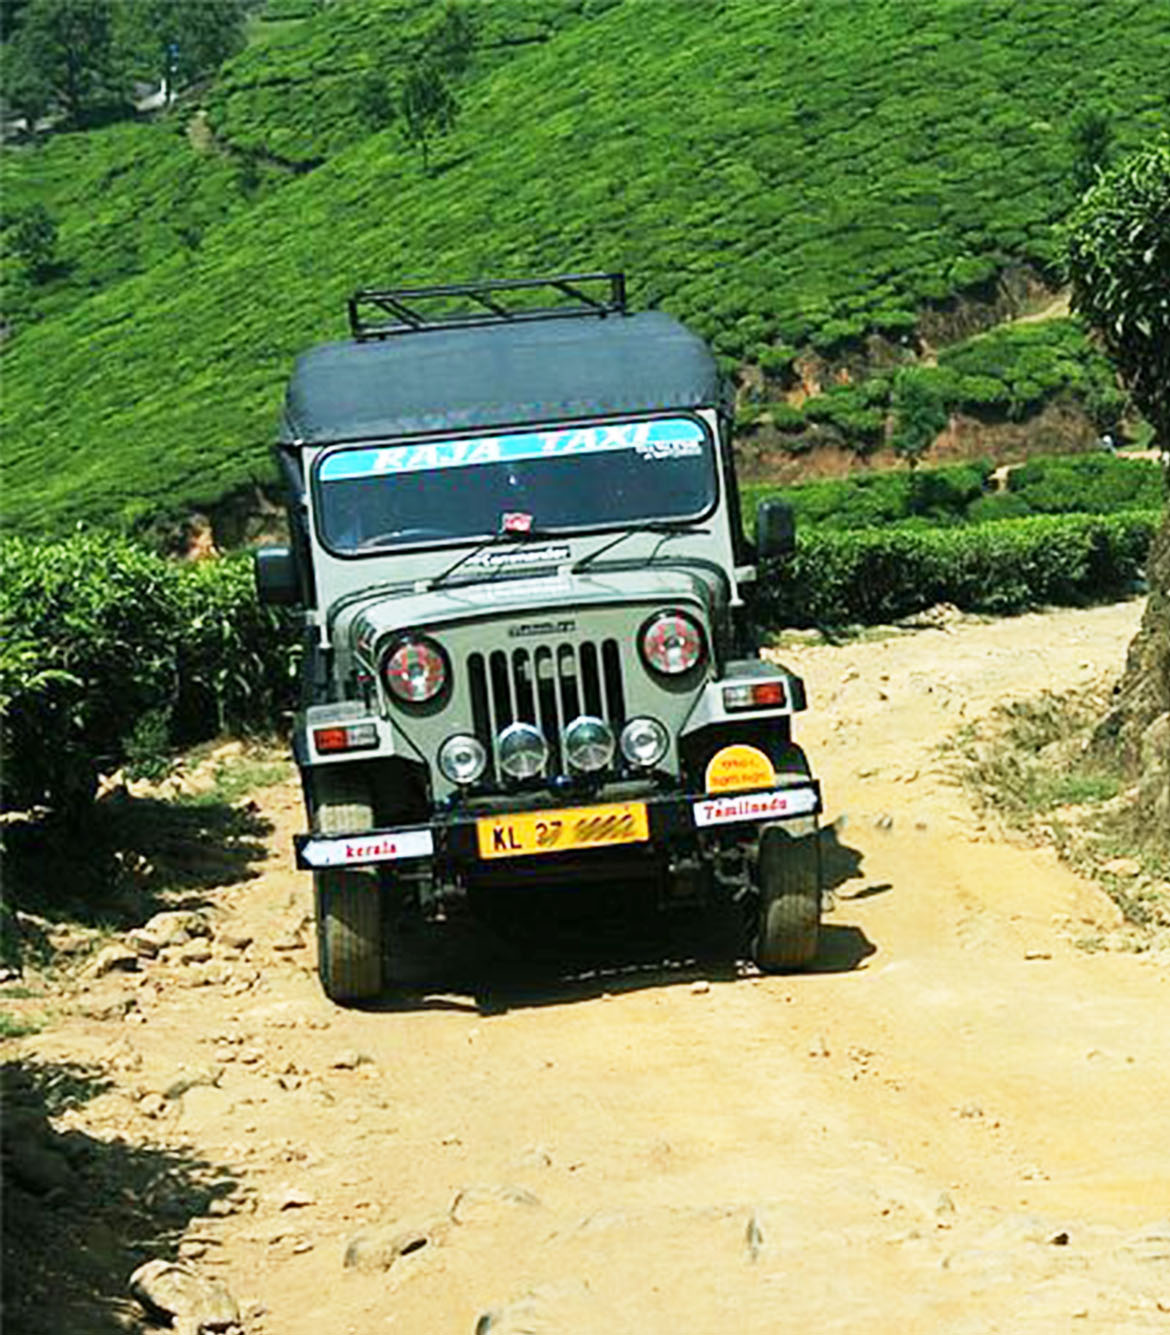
[4,597,1170,1334]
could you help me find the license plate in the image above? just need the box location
[476,801,649,860]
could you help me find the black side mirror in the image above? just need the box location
[254,546,300,606]
[755,499,796,559]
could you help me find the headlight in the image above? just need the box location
[497,722,548,780]
[382,636,447,703]
[640,610,705,676]
[438,734,487,785]
[620,716,669,768]
[563,716,615,772]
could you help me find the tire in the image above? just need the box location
[753,819,822,972]
[312,768,384,1004]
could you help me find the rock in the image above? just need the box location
[139,1092,167,1119]
[180,940,213,966]
[85,943,140,978]
[475,1279,610,1332]
[129,1259,239,1334]
[689,979,710,995]
[343,1218,448,1273]
[874,813,894,830]
[1103,856,1142,878]
[164,1065,224,1101]
[138,910,212,950]
[77,993,137,1022]
[218,928,253,952]
[277,1186,316,1210]
[329,1049,371,1070]
[450,1184,541,1226]
[745,1210,765,1261]
[271,931,305,952]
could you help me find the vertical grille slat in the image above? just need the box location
[467,631,627,780]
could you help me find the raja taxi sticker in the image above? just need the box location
[704,744,776,793]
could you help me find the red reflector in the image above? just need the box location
[314,727,349,753]
[752,681,787,707]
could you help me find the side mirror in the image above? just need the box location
[254,546,300,606]
[755,499,796,559]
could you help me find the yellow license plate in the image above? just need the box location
[476,801,650,860]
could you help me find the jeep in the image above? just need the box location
[255,274,824,1003]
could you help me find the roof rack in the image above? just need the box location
[347,272,627,341]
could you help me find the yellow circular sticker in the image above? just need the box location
[704,744,776,793]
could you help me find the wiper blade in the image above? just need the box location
[571,523,706,574]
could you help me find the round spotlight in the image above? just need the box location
[563,715,615,772]
[497,722,548,780]
[619,716,669,768]
[438,733,487,785]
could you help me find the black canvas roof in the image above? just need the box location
[281,310,725,446]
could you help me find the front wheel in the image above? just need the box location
[753,820,822,972]
[311,768,384,1003]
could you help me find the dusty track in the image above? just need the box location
[9,598,1170,1334]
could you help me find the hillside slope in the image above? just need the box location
[2,0,1167,534]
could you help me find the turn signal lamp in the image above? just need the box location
[722,680,787,711]
[313,722,379,754]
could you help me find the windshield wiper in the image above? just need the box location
[571,523,708,574]
[426,522,556,591]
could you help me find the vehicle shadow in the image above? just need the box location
[2,1055,242,1335]
[376,832,878,1015]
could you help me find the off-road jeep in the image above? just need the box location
[255,274,824,1003]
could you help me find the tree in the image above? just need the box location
[7,0,117,126]
[400,60,456,172]
[889,367,948,468]
[8,204,58,280]
[1068,106,1113,197]
[1062,139,1170,842]
[119,0,246,103]
[427,1,475,77]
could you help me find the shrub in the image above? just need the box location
[1007,453,1165,513]
[0,536,298,817]
[757,511,1158,627]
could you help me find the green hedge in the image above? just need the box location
[1007,452,1165,513]
[0,536,298,816]
[758,511,1159,627]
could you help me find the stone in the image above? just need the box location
[137,910,211,951]
[329,1050,370,1070]
[277,1186,316,1210]
[449,1184,541,1226]
[689,979,710,995]
[343,1218,448,1273]
[164,1065,224,1101]
[1103,856,1142,878]
[217,928,253,952]
[180,940,213,965]
[129,1259,239,1334]
[139,1092,167,1119]
[85,943,140,978]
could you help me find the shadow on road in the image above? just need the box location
[372,831,878,1015]
[1,1055,241,1335]
[3,794,271,973]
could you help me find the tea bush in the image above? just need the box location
[0,536,298,816]
[758,511,1159,628]
[1007,453,1166,514]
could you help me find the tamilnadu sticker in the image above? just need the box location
[704,744,776,793]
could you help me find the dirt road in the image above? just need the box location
[8,598,1170,1334]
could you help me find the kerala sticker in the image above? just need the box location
[318,417,706,482]
[704,744,776,794]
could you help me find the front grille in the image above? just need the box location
[468,639,626,775]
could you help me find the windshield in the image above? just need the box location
[314,416,716,554]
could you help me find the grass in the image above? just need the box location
[0,1010,49,1040]
[948,687,1170,937]
[1,0,1168,535]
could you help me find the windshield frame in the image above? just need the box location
[308,410,722,561]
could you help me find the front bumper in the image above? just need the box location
[294,781,822,872]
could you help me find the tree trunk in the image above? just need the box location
[1096,500,1170,841]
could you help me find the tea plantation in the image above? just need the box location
[2,0,1168,535]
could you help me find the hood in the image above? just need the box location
[331,563,730,678]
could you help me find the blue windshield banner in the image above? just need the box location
[318,417,706,483]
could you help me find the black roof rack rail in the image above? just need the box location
[347,272,627,341]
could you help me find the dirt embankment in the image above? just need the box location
[5,598,1170,1335]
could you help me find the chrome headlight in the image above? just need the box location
[640,610,705,676]
[438,734,487,785]
[563,715,615,773]
[619,716,669,768]
[497,722,548,780]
